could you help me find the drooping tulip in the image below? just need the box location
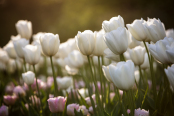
[22,71,35,85]
[15,20,32,40]
[40,33,60,56]
[109,60,135,90]
[22,45,41,65]
[75,30,95,55]
[102,15,124,32]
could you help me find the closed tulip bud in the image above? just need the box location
[0,50,9,64]
[166,29,174,38]
[144,18,166,43]
[3,95,17,105]
[33,32,45,41]
[126,19,151,41]
[140,53,150,69]
[67,104,79,116]
[109,60,135,90]
[148,37,170,64]
[102,15,124,32]
[77,105,88,115]
[40,33,60,56]
[104,48,120,62]
[13,86,26,97]
[102,65,113,83]
[13,38,29,59]
[75,30,95,55]
[22,71,35,85]
[92,31,107,56]
[104,27,129,55]
[89,106,94,114]
[134,108,149,116]
[65,50,84,68]
[165,64,174,89]
[3,41,17,59]
[47,96,66,113]
[134,70,140,83]
[11,34,21,41]
[56,77,73,90]
[15,20,32,40]
[129,46,146,65]
[0,105,8,116]
[22,45,41,65]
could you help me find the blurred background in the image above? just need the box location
[0,0,174,46]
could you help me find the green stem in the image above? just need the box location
[44,57,48,77]
[143,41,157,101]
[102,56,106,105]
[23,59,27,72]
[120,54,125,61]
[33,65,43,116]
[15,60,21,79]
[98,56,103,107]
[91,57,96,79]
[50,56,58,96]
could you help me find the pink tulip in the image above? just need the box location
[127,109,130,114]
[67,104,79,116]
[30,95,40,106]
[0,105,8,116]
[77,105,88,115]
[47,77,54,88]
[3,95,17,105]
[134,108,149,116]
[47,96,66,113]
[89,106,93,114]
[22,83,29,91]
[5,82,15,95]
[13,86,26,97]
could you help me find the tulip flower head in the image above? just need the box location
[67,104,79,116]
[3,95,17,105]
[22,71,35,85]
[165,64,174,89]
[0,105,8,116]
[134,108,149,116]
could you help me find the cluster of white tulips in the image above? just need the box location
[0,15,174,116]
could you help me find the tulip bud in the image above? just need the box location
[0,105,8,116]
[164,64,174,89]
[13,86,26,97]
[15,20,32,40]
[77,105,88,115]
[65,50,84,68]
[126,19,151,41]
[3,41,17,59]
[56,42,72,59]
[22,71,35,85]
[104,27,129,55]
[89,106,94,114]
[56,77,73,90]
[65,65,79,75]
[3,95,17,105]
[109,60,135,90]
[22,45,41,65]
[92,31,107,56]
[102,65,113,83]
[144,18,166,43]
[40,33,60,56]
[134,108,149,116]
[129,46,146,65]
[140,53,150,69]
[75,30,95,55]
[13,38,29,59]
[47,96,66,113]
[67,104,79,116]
[104,48,120,62]
[166,29,174,39]
[0,50,9,64]
[33,32,45,41]
[102,15,124,32]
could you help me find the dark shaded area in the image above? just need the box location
[0,0,174,46]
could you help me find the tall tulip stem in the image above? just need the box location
[143,41,157,101]
[50,56,58,96]
[23,59,27,72]
[33,65,43,116]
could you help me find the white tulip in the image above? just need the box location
[102,15,124,32]
[148,37,171,64]
[3,41,17,59]
[144,18,166,43]
[6,59,16,73]
[104,48,120,62]
[134,70,140,83]
[166,45,174,64]
[33,32,45,41]
[22,71,35,85]
[15,20,32,40]
[22,45,41,65]
[104,27,129,55]
[166,29,174,39]
[165,64,174,89]
[109,60,135,90]
[75,30,95,55]
[40,33,60,56]
[13,38,29,59]
[0,49,9,64]
[129,46,146,65]
[65,50,84,68]
[140,53,150,69]
[56,77,73,89]
[65,65,79,75]
[126,19,151,41]
[102,65,113,83]
[92,31,107,56]
[128,32,144,49]
[11,35,21,41]
[56,58,66,68]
